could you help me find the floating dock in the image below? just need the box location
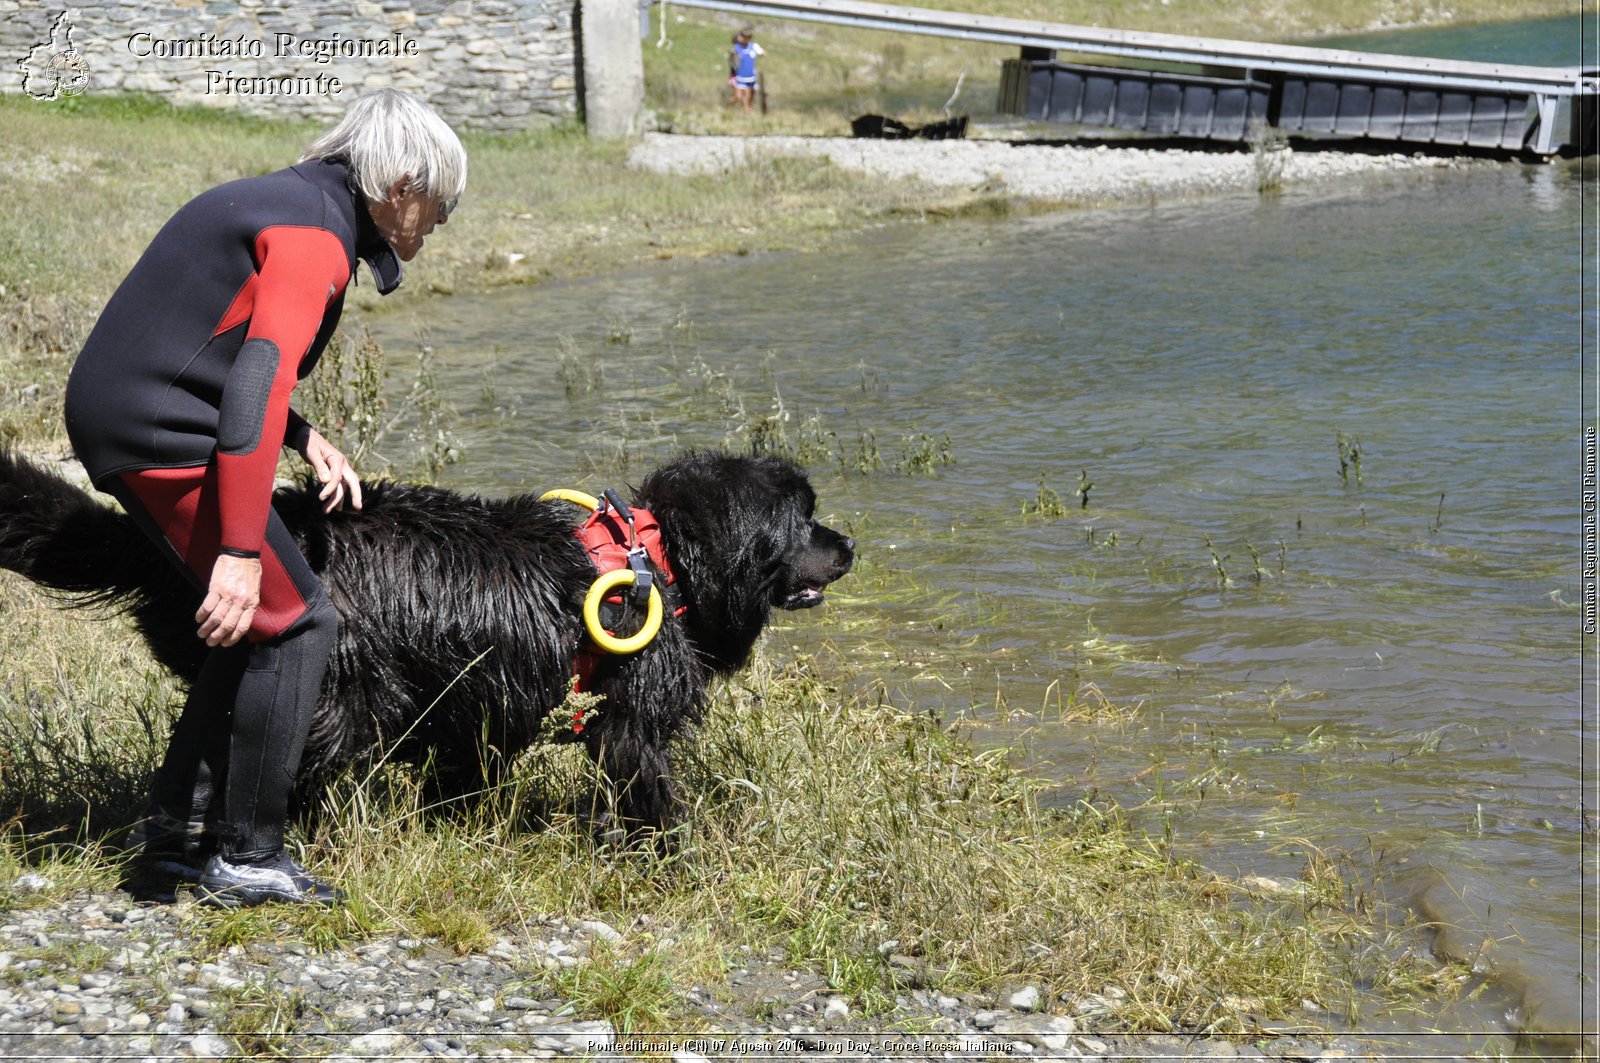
[665,0,1596,154]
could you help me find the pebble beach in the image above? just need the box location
[627,131,1485,204]
[0,874,1390,1061]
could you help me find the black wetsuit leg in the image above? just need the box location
[222,589,336,859]
[103,475,337,858]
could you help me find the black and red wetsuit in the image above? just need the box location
[66,158,400,638]
[65,158,403,862]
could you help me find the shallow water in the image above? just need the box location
[362,21,1592,1052]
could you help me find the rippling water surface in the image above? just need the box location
[367,21,1591,1050]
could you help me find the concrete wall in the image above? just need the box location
[3,1,583,131]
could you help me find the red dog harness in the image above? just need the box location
[569,496,683,727]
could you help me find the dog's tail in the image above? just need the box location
[0,449,168,607]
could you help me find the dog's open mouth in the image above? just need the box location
[779,583,829,610]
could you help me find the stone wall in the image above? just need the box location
[3,1,581,131]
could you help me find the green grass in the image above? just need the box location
[0,565,1451,1037]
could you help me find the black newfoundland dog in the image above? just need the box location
[0,450,853,830]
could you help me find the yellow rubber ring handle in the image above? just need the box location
[540,489,600,511]
[583,569,664,655]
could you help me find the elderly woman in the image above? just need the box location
[64,89,466,907]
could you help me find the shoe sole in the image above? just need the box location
[197,883,343,909]
[148,857,206,880]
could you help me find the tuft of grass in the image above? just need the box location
[212,982,307,1060]
[550,944,680,1035]
[0,832,125,907]
[199,907,285,955]
[1023,478,1068,518]
[0,577,176,841]
[1335,429,1364,487]
[300,326,387,470]
[1247,118,1291,194]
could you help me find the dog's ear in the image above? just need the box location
[637,451,743,527]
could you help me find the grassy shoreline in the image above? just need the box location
[0,3,1538,1041]
[0,571,1450,1039]
[0,91,1013,451]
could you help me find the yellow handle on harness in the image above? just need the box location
[544,487,664,654]
[583,569,664,654]
[540,488,601,511]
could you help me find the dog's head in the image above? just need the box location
[638,452,854,672]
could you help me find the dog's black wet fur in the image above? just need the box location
[0,450,854,830]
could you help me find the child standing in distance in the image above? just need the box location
[728,26,765,111]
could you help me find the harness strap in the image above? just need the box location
[562,496,688,728]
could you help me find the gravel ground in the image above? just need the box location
[0,872,1403,1062]
[627,131,1483,204]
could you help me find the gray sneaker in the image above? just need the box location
[196,852,344,909]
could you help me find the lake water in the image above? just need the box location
[365,18,1592,1054]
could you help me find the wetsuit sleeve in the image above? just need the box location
[284,408,313,453]
[215,225,350,557]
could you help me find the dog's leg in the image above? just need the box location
[581,722,681,834]
[423,752,507,812]
[580,624,705,836]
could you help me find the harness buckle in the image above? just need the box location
[626,547,654,606]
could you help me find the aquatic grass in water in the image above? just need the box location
[1335,429,1364,487]
[892,432,955,475]
[1023,478,1068,518]
[556,340,950,478]
[1247,119,1291,195]
[299,327,459,483]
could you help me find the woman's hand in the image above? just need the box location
[197,554,261,646]
[299,429,363,513]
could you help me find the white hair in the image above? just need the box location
[301,89,467,207]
